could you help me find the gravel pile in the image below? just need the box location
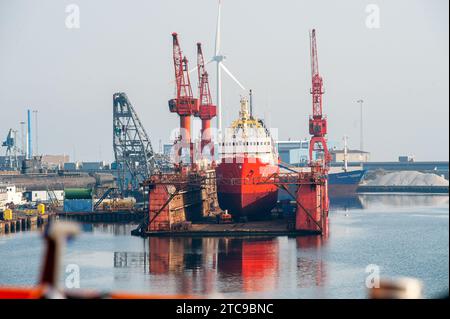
[366,171,449,186]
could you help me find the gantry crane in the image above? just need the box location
[308,29,331,166]
[113,92,158,195]
[197,42,217,163]
[168,33,199,166]
[1,129,19,170]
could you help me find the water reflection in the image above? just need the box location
[2,192,446,298]
[218,238,279,293]
[82,223,138,236]
[111,235,327,295]
[329,195,363,211]
[114,252,147,269]
[330,194,449,211]
[99,194,449,296]
[358,194,449,208]
[296,235,327,249]
[296,235,327,288]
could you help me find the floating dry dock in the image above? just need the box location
[132,163,330,238]
[135,219,321,238]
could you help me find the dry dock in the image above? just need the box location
[137,219,322,238]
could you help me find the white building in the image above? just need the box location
[0,185,25,209]
[24,190,64,203]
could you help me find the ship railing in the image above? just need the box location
[216,173,327,186]
[143,173,206,186]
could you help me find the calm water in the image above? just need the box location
[0,194,448,298]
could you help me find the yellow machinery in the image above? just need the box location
[25,209,35,216]
[37,204,45,215]
[3,209,13,221]
[98,198,136,212]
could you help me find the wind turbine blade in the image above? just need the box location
[192,60,212,75]
[168,66,198,85]
[215,0,222,55]
[189,66,198,74]
[220,63,245,90]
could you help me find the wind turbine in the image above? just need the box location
[211,0,246,132]
[184,1,245,131]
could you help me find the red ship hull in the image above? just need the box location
[216,157,279,218]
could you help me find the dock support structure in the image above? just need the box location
[132,169,220,236]
[275,166,329,236]
[296,180,329,235]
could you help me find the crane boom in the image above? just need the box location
[310,29,324,119]
[308,29,330,166]
[168,33,199,166]
[172,33,195,102]
[196,42,217,162]
[197,43,213,107]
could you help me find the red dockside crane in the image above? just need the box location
[308,29,331,166]
[169,32,199,166]
[197,42,217,163]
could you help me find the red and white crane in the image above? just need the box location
[308,29,331,166]
[169,32,199,166]
[197,42,217,163]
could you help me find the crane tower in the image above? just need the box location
[197,42,217,163]
[2,129,19,170]
[168,33,199,166]
[113,92,158,195]
[308,29,331,166]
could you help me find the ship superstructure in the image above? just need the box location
[216,96,279,218]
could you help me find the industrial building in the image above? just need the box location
[23,190,64,203]
[63,161,111,173]
[1,155,70,172]
[330,149,370,163]
[276,140,371,166]
[0,184,25,209]
[277,140,310,165]
[0,155,25,171]
[41,155,70,169]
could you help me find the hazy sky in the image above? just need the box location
[0,0,448,162]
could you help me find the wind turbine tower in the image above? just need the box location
[211,0,246,132]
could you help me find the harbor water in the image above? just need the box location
[0,194,448,298]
